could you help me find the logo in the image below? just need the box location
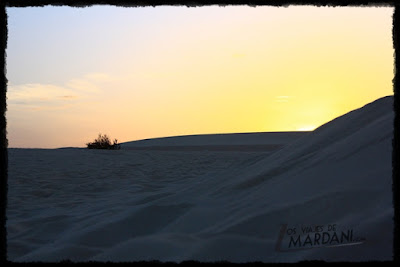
[275,223,366,252]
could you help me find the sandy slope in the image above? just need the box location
[7,96,394,262]
[121,132,308,152]
[122,132,308,147]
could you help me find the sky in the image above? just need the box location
[5,5,394,148]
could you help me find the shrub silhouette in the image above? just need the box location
[86,133,121,150]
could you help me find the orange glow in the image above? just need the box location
[6,6,394,148]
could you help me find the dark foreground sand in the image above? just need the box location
[7,96,394,262]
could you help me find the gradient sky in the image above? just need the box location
[6,5,394,148]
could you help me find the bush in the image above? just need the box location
[86,133,121,150]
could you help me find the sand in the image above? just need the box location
[7,96,394,262]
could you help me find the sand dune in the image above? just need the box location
[7,96,394,262]
[121,131,308,152]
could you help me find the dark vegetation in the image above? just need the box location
[86,133,121,150]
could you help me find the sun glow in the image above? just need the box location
[6,6,394,148]
[297,126,317,132]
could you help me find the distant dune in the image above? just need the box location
[7,96,394,262]
[121,132,309,151]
